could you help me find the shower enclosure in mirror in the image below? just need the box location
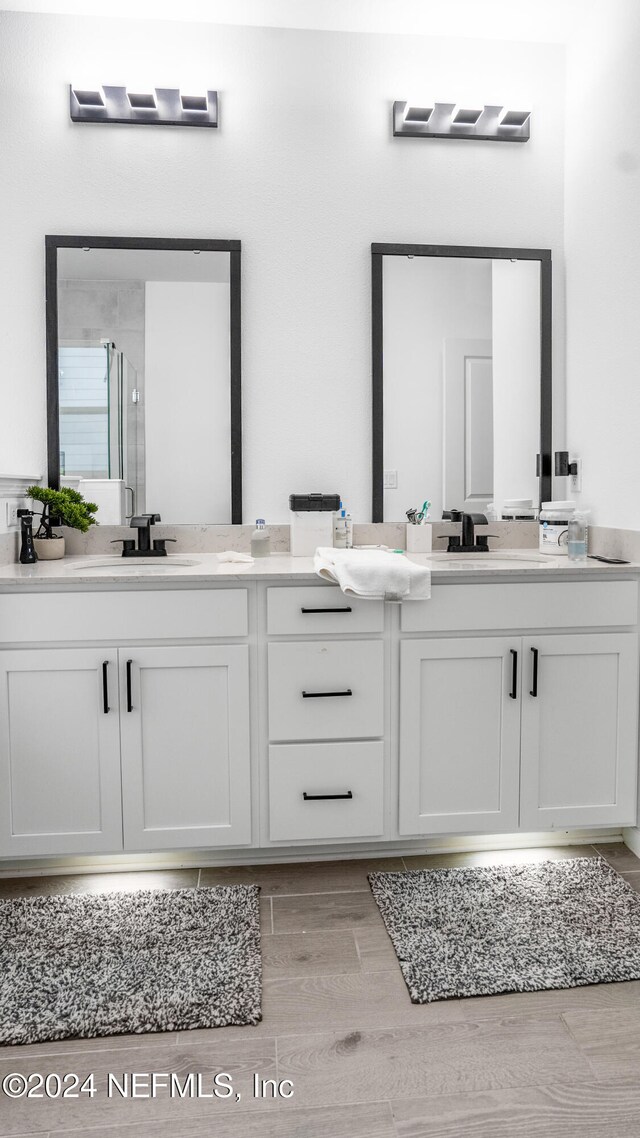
[371,244,551,522]
[46,235,242,524]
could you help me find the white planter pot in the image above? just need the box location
[34,537,65,560]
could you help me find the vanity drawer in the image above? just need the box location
[268,741,384,841]
[267,586,384,635]
[0,589,248,643]
[400,581,638,634]
[268,640,384,740]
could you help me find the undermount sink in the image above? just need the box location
[70,558,199,574]
[431,551,551,568]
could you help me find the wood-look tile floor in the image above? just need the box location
[2,842,640,1136]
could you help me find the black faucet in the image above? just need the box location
[438,511,496,553]
[111,513,176,558]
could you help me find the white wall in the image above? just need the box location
[565,0,640,528]
[144,282,230,523]
[0,11,566,520]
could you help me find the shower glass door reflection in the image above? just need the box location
[58,341,142,513]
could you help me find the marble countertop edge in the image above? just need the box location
[0,550,638,589]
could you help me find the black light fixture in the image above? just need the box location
[555,451,578,477]
[69,86,218,128]
[393,101,531,142]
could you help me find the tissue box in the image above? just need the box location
[290,511,334,556]
[406,523,433,553]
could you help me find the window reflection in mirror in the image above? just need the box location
[47,238,241,525]
[372,245,551,522]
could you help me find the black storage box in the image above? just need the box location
[289,494,341,512]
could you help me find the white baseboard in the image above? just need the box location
[623,827,640,858]
[0,828,622,879]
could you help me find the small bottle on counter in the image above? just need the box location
[333,502,353,548]
[568,510,589,562]
[251,519,271,558]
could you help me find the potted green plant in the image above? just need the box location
[26,486,98,560]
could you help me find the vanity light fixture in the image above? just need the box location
[69,86,218,128]
[555,451,578,478]
[127,91,157,110]
[393,101,531,142]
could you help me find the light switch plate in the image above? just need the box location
[383,470,398,489]
[5,502,20,529]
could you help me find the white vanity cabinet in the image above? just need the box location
[0,589,252,858]
[0,648,123,856]
[399,582,640,837]
[265,585,386,844]
[399,637,522,835]
[119,645,251,850]
[519,633,638,829]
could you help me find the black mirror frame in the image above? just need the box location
[371,242,552,522]
[45,234,243,524]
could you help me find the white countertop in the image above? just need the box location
[0,550,637,589]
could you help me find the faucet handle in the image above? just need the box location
[111,538,135,555]
[152,538,176,554]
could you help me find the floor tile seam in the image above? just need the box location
[262,928,368,942]
[1,1033,279,1063]
[268,889,374,899]
[39,1097,289,1136]
[263,968,400,989]
[271,923,384,935]
[546,1013,607,1085]
[263,963,367,981]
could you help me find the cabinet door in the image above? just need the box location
[0,649,123,856]
[520,633,639,829]
[120,645,251,850]
[399,638,521,835]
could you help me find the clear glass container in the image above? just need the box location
[539,501,576,555]
[568,510,589,562]
[251,519,271,558]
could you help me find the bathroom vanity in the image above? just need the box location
[0,553,637,864]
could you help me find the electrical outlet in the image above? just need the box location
[383,470,398,489]
[570,458,582,493]
[5,502,20,529]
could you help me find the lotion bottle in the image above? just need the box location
[251,519,271,558]
[333,502,353,549]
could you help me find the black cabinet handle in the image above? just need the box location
[126,659,133,712]
[303,791,353,801]
[509,649,518,699]
[102,660,110,714]
[302,689,353,699]
[300,606,353,614]
[530,647,539,697]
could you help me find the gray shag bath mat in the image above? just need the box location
[369,857,640,1003]
[0,885,261,1045]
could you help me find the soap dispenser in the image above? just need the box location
[251,519,271,558]
[17,509,37,564]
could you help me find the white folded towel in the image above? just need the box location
[216,550,254,563]
[314,547,431,601]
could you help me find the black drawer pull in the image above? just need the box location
[300,606,353,614]
[126,659,134,713]
[509,649,518,699]
[530,647,539,697]
[302,689,353,699]
[303,791,353,801]
[102,660,110,714]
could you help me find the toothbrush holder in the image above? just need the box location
[406,523,433,553]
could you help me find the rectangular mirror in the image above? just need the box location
[46,235,242,524]
[371,243,552,522]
